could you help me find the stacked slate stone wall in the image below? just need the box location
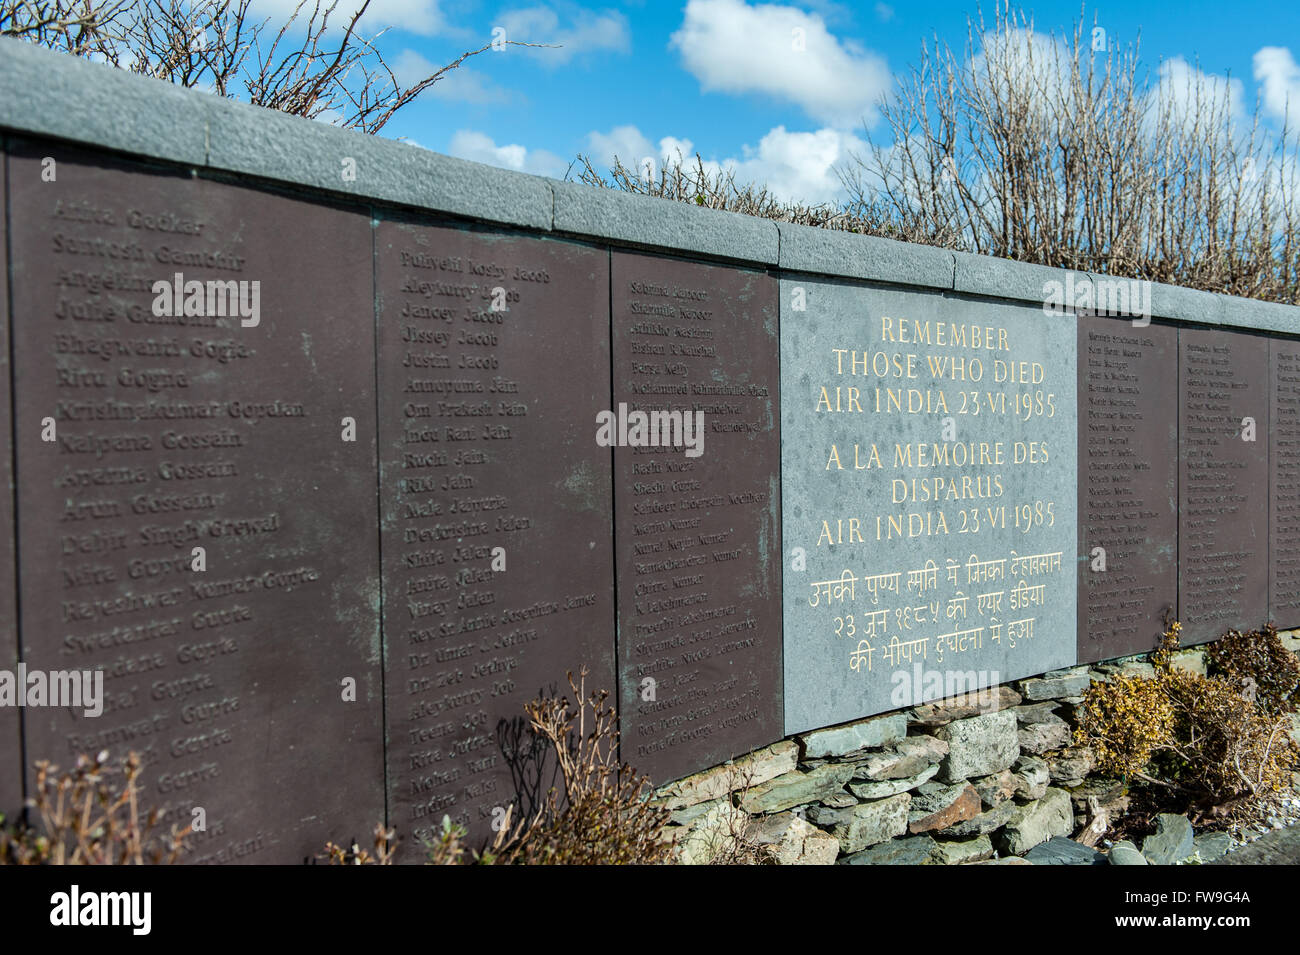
[655,632,1300,865]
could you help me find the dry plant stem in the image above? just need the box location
[1,0,555,134]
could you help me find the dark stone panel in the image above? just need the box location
[1272,337,1300,628]
[0,142,22,820]
[1076,317,1178,662]
[375,219,615,857]
[1177,327,1270,644]
[8,140,383,863]
[612,251,781,783]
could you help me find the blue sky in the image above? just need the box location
[274,0,1300,204]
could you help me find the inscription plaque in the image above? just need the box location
[375,219,615,854]
[1076,316,1178,662]
[8,142,383,862]
[1272,336,1300,628]
[612,251,782,783]
[1177,327,1270,644]
[782,279,1078,732]
[0,142,20,818]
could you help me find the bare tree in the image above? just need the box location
[842,1,1300,303]
[1,0,550,134]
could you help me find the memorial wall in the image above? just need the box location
[1,39,1299,859]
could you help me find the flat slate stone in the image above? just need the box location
[1193,831,1235,863]
[1023,836,1107,865]
[1108,841,1148,865]
[1212,826,1300,865]
[738,764,856,814]
[1141,814,1196,865]
[799,714,907,758]
[839,834,938,865]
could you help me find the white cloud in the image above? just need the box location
[1254,47,1300,121]
[874,3,894,22]
[250,0,458,36]
[1152,57,1244,135]
[496,6,630,65]
[586,125,656,169]
[725,126,867,203]
[447,130,568,178]
[585,123,865,205]
[669,0,890,128]
[393,50,515,104]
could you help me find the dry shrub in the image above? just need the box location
[321,821,398,865]
[0,751,191,865]
[1155,668,1296,806]
[571,153,955,248]
[1077,617,1299,818]
[1205,624,1300,716]
[495,667,672,865]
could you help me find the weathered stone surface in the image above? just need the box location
[1012,701,1065,725]
[798,714,907,758]
[849,765,940,800]
[853,736,949,780]
[1212,826,1300,865]
[1018,668,1093,701]
[657,741,798,810]
[1142,814,1195,865]
[676,801,749,865]
[931,834,995,865]
[1192,831,1234,863]
[820,791,860,809]
[975,857,1033,865]
[1169,649,1207,678]
[749,812,839,865]
[1113,661,1157,680]
[909,783,981,834]
[1018,715,1074,755]
[943,801,1017,837]
[972,770,1018,809]
[910,687,1022,726]
[669,797,728,827]
[738,763,856,814]
[998,788,1073,855]
[1108,840,1148,865]
[826,793,911,853]
[1067,777,1129,816]
[937,709,1019,782]
[1013,755,1051,800]
[1047,746,1095,785]
[1024,837,1107,865]
[839,834,937,865]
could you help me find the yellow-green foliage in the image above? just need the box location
[1077,618,1300,810]
[1077,674,1175,777]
